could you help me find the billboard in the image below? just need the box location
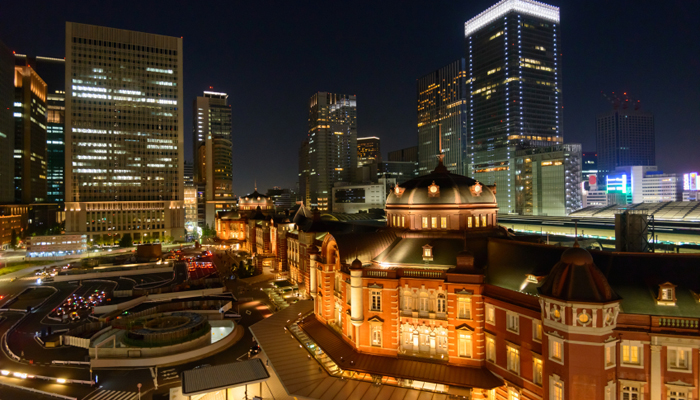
[683,172,699,191]
[606,173,628,194]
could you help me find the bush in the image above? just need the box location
[119,233,133,248]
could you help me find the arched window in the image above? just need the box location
[437,293,446,313]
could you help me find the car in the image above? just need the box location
[194,364,211,369]
[250,343,261,355]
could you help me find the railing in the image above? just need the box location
[399,269,445,279]
[658,317,699,329]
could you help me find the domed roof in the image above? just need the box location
[350,258,363,270]
[538,245,619,303]
[387,159,496,206]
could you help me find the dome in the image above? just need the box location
[350,258,363,270]
[560,246,594,266]
[538,246,619,303]
[386,160,496,207]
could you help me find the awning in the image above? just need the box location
[181,358,270,396]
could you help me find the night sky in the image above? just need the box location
[1,0,698,195]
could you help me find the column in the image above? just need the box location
[650,344,661,400]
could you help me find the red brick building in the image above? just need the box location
[284,160,700,400]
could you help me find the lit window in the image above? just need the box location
[474,215,480,227]
[482,215,487,226]
[458,297,472,319]
[621,341,642,366]
[533,357,543,386]
[371,325,382,347]
[485,304,495,324]
[506,312,519,334]
[371,290,382,312]
[467,217,472,228]
[551,377,564,400]
[668,390,687,400]
[507,345,520,374]
[533,320,542,342]
[668,347,691,371]
[431,216,437,228]
[458,333,472,358]
[550,338,563,362]
[486,335,496,362]
[401,216,405,227]
[422,244,433,261]
[509,388,520,400]
[605,343,616,368]
[422,217,428,228]
[440,217,447,229]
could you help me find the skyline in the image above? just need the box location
[1,0,698,194]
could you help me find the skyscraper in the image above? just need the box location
[193,90,234,228]
[596,96,655,180]
[15,55,66,204]
[64,22,185,242]
[417,59,467,175]
[14,65,48,203]
[357,136,380,166]
[304,92,357,211]
[0,40,14,204]
[466,0,562,212]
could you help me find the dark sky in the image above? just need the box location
[1,1,698,195]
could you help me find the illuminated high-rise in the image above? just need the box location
[14,65,48,203]
[15,54,66,204]
[193,91,234,228]
[0,40,13,203]
[303,92,357,211]
[64,22,185,242]
[417,59,467,175]
[466,0,562,213]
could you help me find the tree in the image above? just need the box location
[94,236,104,247]
[10,229,17,249]
[119,233,133,248]
[164,235,174,244]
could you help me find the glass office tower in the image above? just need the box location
[417,59,467,175]
[193,91,234,228]
[596,99,655,181]
[14,65,48,204]
[16,55,66,204]
[303,92,357,211]
[0,40,13,203]
[64,22,185,242]
[466,0,561,213]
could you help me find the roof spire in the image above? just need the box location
[254,179,257,191]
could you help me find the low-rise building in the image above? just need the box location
[332,178,395,214]
[0,214,22,250]
[26,234,87,257]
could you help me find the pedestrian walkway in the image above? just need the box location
[84,389,137,400]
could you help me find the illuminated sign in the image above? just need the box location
[683,172,699,191]
[606,173,627,194]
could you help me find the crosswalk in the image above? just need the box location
[84,390,137,400]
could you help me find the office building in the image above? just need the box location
[16,54,67,204]
[379,161,417,183]
[605,166,681,204]
[183,161,197,233]
[356,136,381,183]
[21,56,66,204]
[64,22,185,242]
[266,187,295,210]
[193,90,234,228]
[14,65,48,203]
[417,59,467,175]
[596,95,655,180]
[387,145,419,178]
[357,136,380,166]
[0,40,13,203]
[302,92,357,211]
[466,0,562,213]
[331,177,395,214]
[682,172,699,201]
[514,143,582,216]
[581,151,597,188]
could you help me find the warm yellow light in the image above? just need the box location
[57,378,67,384]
